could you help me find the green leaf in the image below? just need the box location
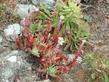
[91,73,96,80]
[39,3,50,20]
[30,23,37,34]
[40,3,50,16]
[40,11,49,20]
[47,65,57,77]
[31,47,40,57]
[102,73,109,82]
[104,60,109,69]
[53,16,59,29]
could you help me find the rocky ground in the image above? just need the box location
[0,0,109,82]
[86,0,109,56]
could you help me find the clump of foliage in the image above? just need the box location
[16,13,86,79]
[83,53,109,82]
[15,0,88,80]
[56,0,89,51]
[32,0,89,51]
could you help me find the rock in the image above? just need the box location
[15,4,39,19]
[7,56,17,62]
[31,0,39,5]
[0,50,33,82]
[6,80,10,82]
[5,50,19,63]
[2,68,14,79]
[0,35,3,47]
[32,0,55,9]
[18,0,28,4]
[0,35,2,43]
[0,59,17,82]
[67,54,82,63]
[62,74,75,82]
[83,15,92,23]
[6,50,19,56]
[37,79,51,82]
[42,0,55,9]
[4,23,23,41]
[75,0,81,4]
[106,0,109,3]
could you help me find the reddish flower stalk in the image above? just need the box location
[52,15,64,47]
[67,40,86,68]
[47,17,53,32]
[41,31,49,42]
[41,17,53,42]
[52,32,59,47]
[57,15,64,32]
[25,16,30,28]
[15,37,21,48]
[25,7,39,28]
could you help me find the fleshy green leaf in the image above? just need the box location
[30,23,37,34]
[47,65,57,77]
[31,47,40,57]
[102,73,109,82]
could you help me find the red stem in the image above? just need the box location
[57,17,63,32]
[67,40,86,67]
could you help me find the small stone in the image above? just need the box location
[106,0,109,3]
[6,51,18,62]
[7,56,17,62]
[75,0,81,4]
[67,54,82,63]
[6,80,10,82]
[0,35,2,43]
[32,0,55,9]
[31,0,39,5]
[37,79,51,82]
[15,4,39,19]
[0,35,3,47]
[0,50,33,82]
[83,15,92,23]
[4,23,23,41]
[18,0,28,4]
[2,68,14,79]
[8,50,19,56]
[43,0,55,8]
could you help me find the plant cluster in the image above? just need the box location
[83,53,109,82]
[56,0,89,51]
[15,0,88,79]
